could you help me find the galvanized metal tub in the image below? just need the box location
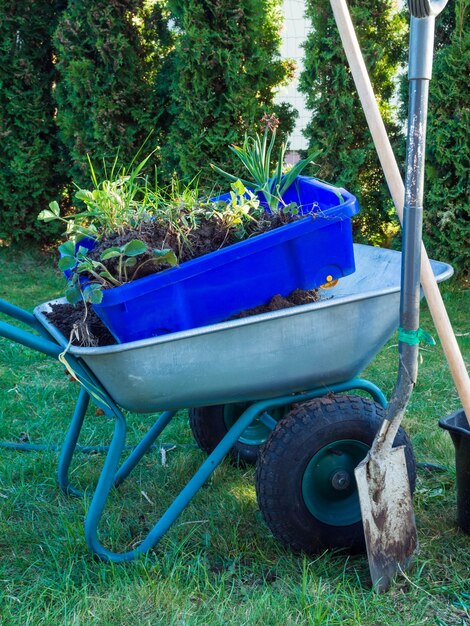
[34,244,453,413]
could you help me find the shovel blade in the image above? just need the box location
[355,445,418,592]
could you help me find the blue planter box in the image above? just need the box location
[88,176,359,343]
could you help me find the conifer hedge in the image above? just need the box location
[163,0,296,183]
[53,0,173,186]
[3,0,465,264]
[0,0,65,242]
[300,0,406,245]
[424,0,469,275]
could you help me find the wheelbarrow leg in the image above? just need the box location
[57,387,90,497]
[84,399,270,562]
[114,410,177,487]
[58,389,177,493]
[84,378,386,562]
[56,377,385,503]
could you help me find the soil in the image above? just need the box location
[229,289,320,319]
[46,301,117,347]
[84,212,293,282]
[45,211,319,347]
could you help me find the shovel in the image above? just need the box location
[355,0,449,592]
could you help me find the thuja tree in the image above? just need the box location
[54,0,173,186]
[0,0,65,242]
[300,0,406,244]
[422,0,469,275]
[163,0,296,184]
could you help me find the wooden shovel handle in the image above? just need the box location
[330,0,470,425]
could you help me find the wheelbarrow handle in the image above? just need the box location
[0,298,43,330]
[0,320,62,358]
[0,298,63,359]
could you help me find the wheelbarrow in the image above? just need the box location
[0,243,452,562]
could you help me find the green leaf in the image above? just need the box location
[124,257,137,268]
[84,284,103,305]
[231,179,247,197]
[265,129,277,179]
[37,209,59,222]
[37,200,62,222]
[74,225,98,240]
[126,150,155,186]
[92,291,104,306]
[122,239,148,257]
[75,189,95,204]
[49,200,61,216]
[58,256,77,271]
[58,240,76,257]
[90,289,103,304]
[76,246,89,259]
[274,143,284,185]
[210,164,254,189]
[279,151,321,198]
[153,248,178,267]
[76,260,94,273]
[100,247,121,261]
[65,285,81,304]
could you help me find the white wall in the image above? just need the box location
[276,0,310,152]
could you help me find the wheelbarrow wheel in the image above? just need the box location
[189,403,289,466]
[256,394,416,554]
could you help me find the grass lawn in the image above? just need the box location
[0,245,469,625]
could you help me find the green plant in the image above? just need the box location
[58,239,177,305]
[147,177,264,257]
[38,152,156,241]
[215,180,265,240]
[46,159,264,306]
[39,137,271,314]
[145,174,213,249]
[211,115,319,212]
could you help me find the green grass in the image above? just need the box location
[0,245,469,626]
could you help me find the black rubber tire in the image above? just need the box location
[189,404,260,465]
[256,394,417,554]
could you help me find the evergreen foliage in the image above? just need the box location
[53,0,173,187]
[163,0,297,184]
[422,0,469,275]
[299,0,407,244]
[0,0,65,242]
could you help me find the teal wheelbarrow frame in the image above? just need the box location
[0,297,387,563]
[0,243,452,562]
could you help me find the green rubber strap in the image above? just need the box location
[398,327,436,346]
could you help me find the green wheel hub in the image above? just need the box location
[223,403,286,446]
[302,439,369,526]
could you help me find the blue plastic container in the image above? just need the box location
[89,176,359,343]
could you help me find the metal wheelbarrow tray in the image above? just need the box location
[35,244,452,412]
[0,244,452,563]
